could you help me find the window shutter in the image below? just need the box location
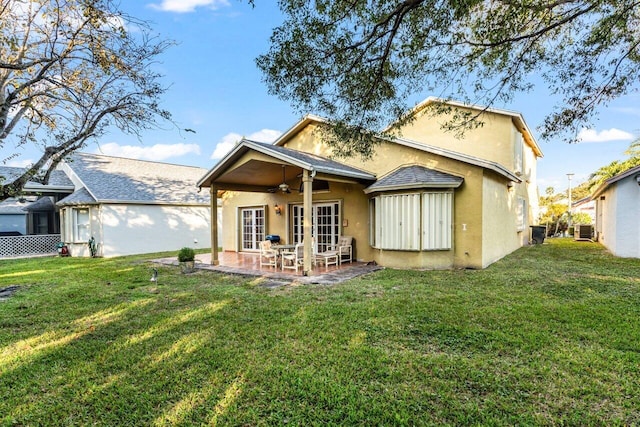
[378,194,420,250]
[422,192,452,250]
[369,198,377,247]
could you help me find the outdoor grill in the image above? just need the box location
[265,234,281,244]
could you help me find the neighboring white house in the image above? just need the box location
[56,153,214,257]
[591,165,640,258]
[0,167,74,236]
[572,197,596,224]
[0,198,30,235]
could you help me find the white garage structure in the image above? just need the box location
[57,153,214,257]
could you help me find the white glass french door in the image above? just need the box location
[240,207,265,251]
[292,202,340,252]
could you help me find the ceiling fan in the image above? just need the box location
[268,165,291,193]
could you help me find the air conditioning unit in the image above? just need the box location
[574,224,594,241]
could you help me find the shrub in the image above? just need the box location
[177,247,195,262]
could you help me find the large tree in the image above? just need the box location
[0,0,172,200]
[258,0,640,158]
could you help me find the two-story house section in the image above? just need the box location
[198,97,543,270]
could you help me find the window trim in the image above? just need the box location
[72,207,91,243]
[290,200,342,252]
[239,206,266,251]
[514,127,524,176]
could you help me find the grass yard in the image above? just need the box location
[1,239,639,426]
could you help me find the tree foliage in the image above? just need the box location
[570,181,593,201]
[571,212,593,225]
[258,0,640,158]
[538,200,568,235]
[0,0,172,200]
[586,138,640,191]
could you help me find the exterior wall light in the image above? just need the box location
[274,204,282,215]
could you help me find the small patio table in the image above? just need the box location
[272,244,296,255]
[271,244,296,267]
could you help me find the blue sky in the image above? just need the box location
[5,0,639,194]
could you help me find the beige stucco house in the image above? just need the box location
[198,98,543,272]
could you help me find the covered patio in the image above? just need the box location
[197,138,376,276]
[153,251,383,285]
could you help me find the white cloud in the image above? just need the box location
[211,129,282,160]
[148,0,229,13]
[211,133,242,160]
[249,129,283,143]
[95,142,201,161]
[577,128,634,143]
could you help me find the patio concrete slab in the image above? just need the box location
[151,253,383,286]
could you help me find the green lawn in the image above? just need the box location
[1,239,639,426]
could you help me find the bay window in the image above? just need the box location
[371,191,453,251]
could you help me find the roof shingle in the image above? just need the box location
[364,165,463,194]
[56,187,97,206]
[0,166,74,188]
[62,153,210,205]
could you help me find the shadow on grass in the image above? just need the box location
[0,239,639,425]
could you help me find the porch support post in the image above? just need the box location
[209,185,219,266]
[302,169,313,275]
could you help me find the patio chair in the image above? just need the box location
[325,236,352,264]
[315,245,339,270]
[259,240,278,269]
[281,242,304,273]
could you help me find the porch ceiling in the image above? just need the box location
[198,139,376,192]
[215,159,306,192]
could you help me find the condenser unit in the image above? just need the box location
[574,224,594,241]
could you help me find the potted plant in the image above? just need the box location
[178,247,196,273]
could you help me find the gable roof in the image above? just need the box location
[0,166,74,193]
[407,97,543,158]
[23,196,55,211]
[273,115,521,183]
[274,98,543,159]
[392,136,522,182]
[572,196,594,208]
[56,187,97,206]
[197,139,376,188]
[591,165,640,199]
[364,165,464,194]
[273,114,329,147]
[251,141,376,180]
[59,153,209,205]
